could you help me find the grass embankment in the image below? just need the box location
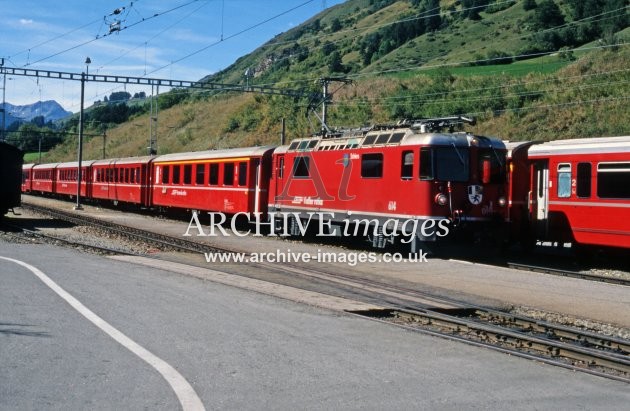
[42,46,629,163]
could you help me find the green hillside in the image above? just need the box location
[42,0,629,162]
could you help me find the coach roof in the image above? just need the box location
[92,156,154,166]
[152,146,276,163]
[528,136,630,156]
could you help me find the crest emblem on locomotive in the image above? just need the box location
[468,185,483,205]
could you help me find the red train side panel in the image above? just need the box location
[31,163,58,194]
[92,157,152,206]
[55,161,94,198]
[150,147,274,214]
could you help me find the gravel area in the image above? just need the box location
[588,268,630,282]
[0,214,175,256]
[511,306,630,340]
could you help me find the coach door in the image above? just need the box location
[533,160,549,237]
[253,158,262,213]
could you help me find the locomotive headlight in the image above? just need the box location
[498,196,507,207]
[435,193,448,206]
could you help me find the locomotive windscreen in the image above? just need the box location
[419,146,470,182]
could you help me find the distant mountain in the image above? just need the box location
[2,100,72,127]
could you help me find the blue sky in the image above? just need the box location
[1,0,344,112]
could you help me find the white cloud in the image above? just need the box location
[19,19,34,25]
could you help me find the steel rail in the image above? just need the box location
[507,262,630,287]
[17,201,630,382]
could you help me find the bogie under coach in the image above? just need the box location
[269,117,507,251]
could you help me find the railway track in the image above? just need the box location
[10,201,630,383]
[507,262,630,287]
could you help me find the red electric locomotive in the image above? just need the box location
[269,117,507,251]
[510,136,630,250]
[151,146,274,214]
[92,156,152,206]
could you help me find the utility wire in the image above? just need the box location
[148,0,317,75]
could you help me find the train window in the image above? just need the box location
[223,163,235,186]
[557,163,571,198]
[298,141,309,150]
[576,163,591,198]
[361,153,383,178]
[238,162,247,186]
[389,132,405,144]
[196,164,206,185]
[419,147,434,180]
[308,140,319,149]
[172,165,181,185]
[125,168,130,183]
[401,151,414,179]
[288,141,299,150]
[435,147,469,182]
[209,163,219,185]
[597,162,630,199]
[162,166,170,184]
[376,134,390,144]
[362,134,377,145]
[183,164,192,185]
[292,156,310,178]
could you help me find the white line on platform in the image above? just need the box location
[0,256,205,411]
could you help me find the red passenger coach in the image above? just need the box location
[269,118,507,250]
[151,147,274,214]
[92,157,152,206]
[22,163,35,193]
[520,136,630,250]
[55,161,95,198]
[31,163,58,194]
[504,141,537,242]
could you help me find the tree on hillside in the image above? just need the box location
[522,0,537,11]
[601,0,629,36]
[109,91,131,102]
[461,0,488,20]
[424,0,441,31]
[328,51,345,73]
[533,0,565,29]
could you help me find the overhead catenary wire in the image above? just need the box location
[23,0,203,68]
[147,0,318,76]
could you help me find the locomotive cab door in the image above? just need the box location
[532,160,549,238]
[274,154,286,204]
